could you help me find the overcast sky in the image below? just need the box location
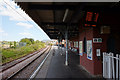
[0,0,50,41]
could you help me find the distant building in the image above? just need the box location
[50,39,58,45]
[19,42,26,47]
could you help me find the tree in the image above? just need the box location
[2,42,5,48]
[20,38,34,45]
[35,40,40,43]
[10,42,12,48]
[14,41,16,48]
[29,38,34,44]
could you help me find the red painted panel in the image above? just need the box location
[86,12,93,21]
[94,13,99,22]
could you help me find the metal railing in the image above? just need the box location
[103,52,120,79]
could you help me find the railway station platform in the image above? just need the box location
[35,46,102,79]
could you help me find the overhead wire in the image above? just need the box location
[2,0,50,40]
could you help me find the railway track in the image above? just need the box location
[1,46,51,80]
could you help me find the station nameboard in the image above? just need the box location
[93,38,102,43]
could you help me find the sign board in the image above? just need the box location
[79,41,83,56]
[100,26,110,34]
[96,49,101,56]
[74,41,78,48]
[87,40,92,60]
[93,38,102,43]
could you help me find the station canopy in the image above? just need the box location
[16,2,120,39]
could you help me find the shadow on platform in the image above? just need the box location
[46,47,93,79]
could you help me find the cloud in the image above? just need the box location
[19,32,32,36]
[2,33,8,36]
[0,28,4,32]
[16,22,33,29]
[0,0,32,21]
[0,27,8,36]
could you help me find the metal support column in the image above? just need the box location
[60,37,62,55]
[58,39,60,49]
[65,30,68,66]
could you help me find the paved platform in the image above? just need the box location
[35,46,101,79]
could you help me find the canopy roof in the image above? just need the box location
[16,2,119,39]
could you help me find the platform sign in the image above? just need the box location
[93,38,102,43]
[79,41,83,56]
[87,40,93,60]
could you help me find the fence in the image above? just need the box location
[103,52,120,79]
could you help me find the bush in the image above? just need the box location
[1,42,45,64]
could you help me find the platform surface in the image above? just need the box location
[35,46,98,79]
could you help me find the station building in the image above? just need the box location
[16,2,120,76]
[68,11,120,75]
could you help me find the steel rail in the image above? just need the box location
[28,46,52,80]
[5,46,51,80]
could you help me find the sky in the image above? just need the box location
[0,0,50,42]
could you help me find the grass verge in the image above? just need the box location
[1,42,45,64]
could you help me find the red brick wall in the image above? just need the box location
[79,28,95,74]
[93,27,108,75]
[69,12,120,75]
[78,11,113,75]
[78,26,109,75]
